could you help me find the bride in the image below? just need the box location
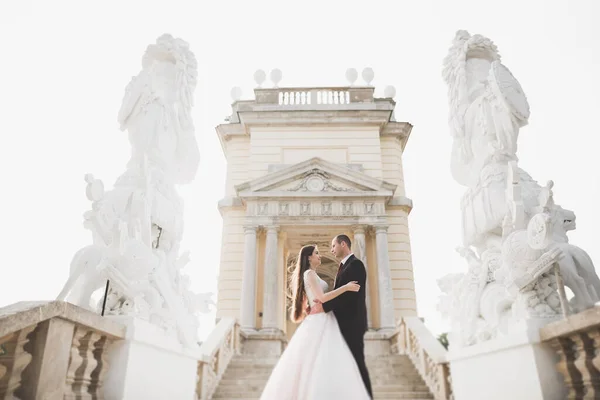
[260,244,371,399]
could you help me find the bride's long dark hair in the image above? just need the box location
[289,244,316,323]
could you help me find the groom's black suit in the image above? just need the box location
[322,254,373,398]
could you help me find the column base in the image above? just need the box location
[241,329,287,357]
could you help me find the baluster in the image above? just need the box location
[278,92,283,105]
[333,91,339,104]
[572,332,600,398]
[327,91,333,104]
[295,92,300,105]
[345,91,350,104]
[88,335,112,397]
[584,330,600,398]
[316,91,322,104]
[550,336,583,399]
[64,327,101,399]
[300,92,306,104]
[0,326,35,399]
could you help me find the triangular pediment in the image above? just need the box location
[235,157,396,198]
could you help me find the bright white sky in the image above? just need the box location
[1,0,598,340]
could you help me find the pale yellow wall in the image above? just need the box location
[380,137,406,197]
[248,127,383,180]
[215,209,246,319]
[386,209,418,317]
[224,136,251,197]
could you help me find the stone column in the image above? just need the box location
[240,225,258,330]
[375,225,395,330]
[262,226,280,332]
[353,225,372,329]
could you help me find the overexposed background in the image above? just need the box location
[1,0,598,340]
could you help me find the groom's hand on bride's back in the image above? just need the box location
[309,300,324,315]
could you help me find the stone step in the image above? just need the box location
[373,384,431,391]
[212,393,433,399]
[228,360,278,364]
[369,370,424,377]
[372,376,427,383]
[213,353,434,400]
[222,371,273,376]
[376,393,433,400]
[226,363,278,369]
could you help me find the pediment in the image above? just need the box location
[235,157,396,199]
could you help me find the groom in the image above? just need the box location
[310,234,373,398]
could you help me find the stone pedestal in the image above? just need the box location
[448,319,566,400]
[364,330,393,356]
[241,330,287,357]
[104,317,199,400]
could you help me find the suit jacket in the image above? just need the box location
[322,254,368,336]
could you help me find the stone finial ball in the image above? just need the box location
[253,69,266,86]
[270,69,283,87]
[384,85,396,98]
[345,68,358,85]
[362,67,375,85]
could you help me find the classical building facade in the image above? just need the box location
[215,85,416,340]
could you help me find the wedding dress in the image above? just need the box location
[260,270,370,399]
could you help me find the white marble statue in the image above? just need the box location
[56,34,212,350]
[437,30,599,348]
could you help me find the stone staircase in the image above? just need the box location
[211,354,433,399]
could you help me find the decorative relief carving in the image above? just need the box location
[258,203,268,215]
[250,200,384,217]
[300,202,311,216]
[287,169,355,193]
[342,202,353,216]
[306,176,325,192]
[279,203,289,216]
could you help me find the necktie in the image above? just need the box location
[336,262,344,277]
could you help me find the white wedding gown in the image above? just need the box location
[260,270,370,400]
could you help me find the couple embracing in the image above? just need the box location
[260,234,373,399]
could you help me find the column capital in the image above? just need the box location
[351,224,367,235]
[374,224,389,233]
[264,225,280,233]
[243,224,259,234]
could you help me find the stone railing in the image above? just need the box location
[540,305,600,399]
[254,86,375,106]
[0,301,125,399]
[196,317,240,400]
[392,317,452,400]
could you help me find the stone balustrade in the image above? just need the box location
[196,317,240,400]
[0,301,125,399]
[392,317,453,400]
[540,306,600,399]
[253,86,376,106]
